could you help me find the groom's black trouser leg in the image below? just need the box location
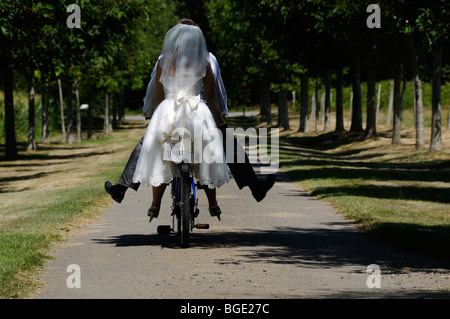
[118,136,143,191]
[223,131,258,189]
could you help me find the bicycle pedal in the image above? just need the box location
[195,224,210,229]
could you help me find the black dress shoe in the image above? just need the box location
[104,181,126,203]
[147,205,160,223]
[251,174,275,202]
[209,204,222,221]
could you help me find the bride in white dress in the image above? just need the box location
[132,23,230,220]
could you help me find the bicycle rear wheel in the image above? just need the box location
[180,163,191,248]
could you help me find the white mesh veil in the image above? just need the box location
[159,24,209,90]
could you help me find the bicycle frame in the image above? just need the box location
[171,164,197,229]
[158,140,210,247]
[169,162,204,248]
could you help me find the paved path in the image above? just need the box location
[34,168,449,299]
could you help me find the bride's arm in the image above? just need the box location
[153,62,164,111]
[203,63,225,127]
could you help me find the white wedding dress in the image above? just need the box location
[132,77,230,189]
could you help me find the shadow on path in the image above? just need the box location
[93,225,450,274]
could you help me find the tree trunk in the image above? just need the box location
[74,79,81,142]
[277,90,290,130]
[392,61,405,145]
[66,81,74,144]
[87,102,93,140]
[413,74,425,149]
[324,71,331,131]
[260,87,271,123]
[118,94,125,125]
[104,93,111,135]
[315,80,320,132]
[58,79,67,143]
[298,73,309,132]
[407,35,425,149]
[347,90,353,127]
[429,44,442,152]
[27,76,36,151]
[376,84,381,126]
[335,67,345,132]
[350,54,363,132]
[320,92,325,126]
[259,89,266,123]
[109,94,114,132]
[41,77,50,143]
[386,81,394,126]
[365,62,377,138]
[277,92,282,128]
[310,89,316,124]
[112,94,117,130]
[262,86,271,125]
[3,63,17,160]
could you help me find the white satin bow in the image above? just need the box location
[175,90,201,111]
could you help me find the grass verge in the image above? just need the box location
[244,111,450,261]
[0,119,147,298]
[278,131,450,260]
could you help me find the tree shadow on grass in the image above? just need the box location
[0,141,114,162]
[226,115,260,130]
[280,129,450,191]
[311,184,450,204]
[278,131,450,262]
[367,222,450,261]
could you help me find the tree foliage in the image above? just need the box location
[1,0,178,159]
[205,0,449,149]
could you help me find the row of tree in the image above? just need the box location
[204,0,449,152]
[1,0,179,160]
[2,1,449,160]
